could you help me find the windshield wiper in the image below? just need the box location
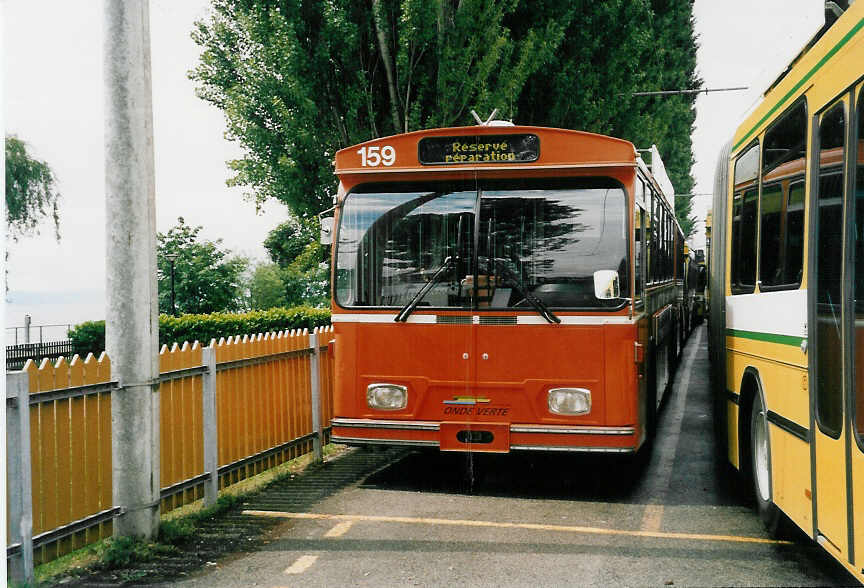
[495,261,561,324]
[394,256,455,322]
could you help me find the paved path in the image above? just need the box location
[178,327,856,587]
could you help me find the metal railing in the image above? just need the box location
[6,322,72,346]
[6,340,77,371]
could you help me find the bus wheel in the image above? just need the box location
[749,392,786,537]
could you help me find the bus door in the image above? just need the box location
[810,99,851,559]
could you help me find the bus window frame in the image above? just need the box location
[759,98,808,292]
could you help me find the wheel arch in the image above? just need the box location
[737,366,772,499]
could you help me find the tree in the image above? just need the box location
[191,0,700,237]
[279,240,329,308]
[190,0,564,218]
[258,216,330,308]
[247,262,289,310]
[510,0,700,236]
[5,135,60,240]
[262,217,319,268]
[157,217,249,315]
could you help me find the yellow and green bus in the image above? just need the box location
[709,2,864,582]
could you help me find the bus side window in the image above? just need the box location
[759,182,784,285]
[731,143,759,293]
[651,190,663,283]
[657,191,662,284]
[814,102,846,438]
[649,190,656,284]
[760,99,807,289]
[660,206,666,281]
[667,214,673,280]
[635,204,644,302]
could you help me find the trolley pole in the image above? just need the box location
[104,0,160,539]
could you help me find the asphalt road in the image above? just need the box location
[179,326,857,587]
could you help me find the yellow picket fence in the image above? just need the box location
[6,326,335,567]
[159,341,205,512]
[214,330,314,487]
[20,354,114,565]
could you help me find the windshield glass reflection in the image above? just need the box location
[335,178,628,309]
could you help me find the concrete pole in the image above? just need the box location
[309,332,323,463]
[104,0,160,539]
[7,372,34,585]
[24,313,31,344]
[202,346,219,506]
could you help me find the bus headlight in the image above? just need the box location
[367,383,408,410]
[548,388,591,415]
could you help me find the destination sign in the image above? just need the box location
[418,134,540,165]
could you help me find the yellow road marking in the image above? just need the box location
[243,510,792,546]
[640,504,664,532]
[284,554,318,575]
[324,521,354,538]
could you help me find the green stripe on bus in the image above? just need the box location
[726,329,804,347]
[732,17,864,153]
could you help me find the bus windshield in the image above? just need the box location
[335,177,628,310]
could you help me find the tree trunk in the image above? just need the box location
[436,0,451,94]
[371,0,401,134]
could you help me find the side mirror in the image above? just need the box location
[320,217,334,245]
[593,269,620,300]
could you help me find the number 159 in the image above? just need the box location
[357,145,396,167]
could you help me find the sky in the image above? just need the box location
[2,0,824,342]
[689,1,823,244]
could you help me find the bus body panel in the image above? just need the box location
[815,431,849,555]
[336,126,637,173]
[768,427,813,534]
[331,318,642,452]
[724,337,812,532]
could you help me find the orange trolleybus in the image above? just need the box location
[327,121,686,455]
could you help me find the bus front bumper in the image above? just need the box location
[331,418,639,454]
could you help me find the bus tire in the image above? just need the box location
[748,390,786,537]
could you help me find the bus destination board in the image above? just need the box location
[418,134,540,165]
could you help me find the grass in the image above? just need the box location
[93,536,178,570]
[32,443,347,586]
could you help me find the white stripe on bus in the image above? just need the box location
[725,289,806,337]
[331,314,636,325]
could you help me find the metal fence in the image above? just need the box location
[6,322,73,346]
[6,326,335,583]
[6,340,78,371]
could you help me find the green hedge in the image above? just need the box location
[69,307,332,357]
